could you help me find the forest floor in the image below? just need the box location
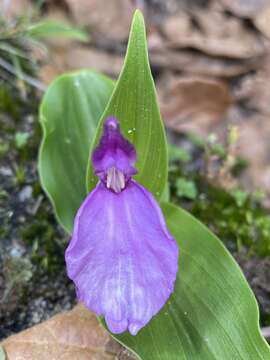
[1,0,270,356]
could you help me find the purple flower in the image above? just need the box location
[65,117,179,336]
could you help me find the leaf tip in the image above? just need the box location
[132,8,145,28]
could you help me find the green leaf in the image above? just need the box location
[0,42,28,59]
[168,143,191,163]
[113,203,270,360]
[231,190,248,207]
[27,20,89,42]
[86,10,167,199]
[210,143,226,158]
[15,131,30,149]
[38,71,114,232]
[176,177,197,200]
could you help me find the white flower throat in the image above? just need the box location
[106,166,125,193]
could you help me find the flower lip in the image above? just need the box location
[66,116,179,336]
[92,117,137,192]
[65,179,179,336]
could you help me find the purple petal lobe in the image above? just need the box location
[65,180,179,335]
[92,117,137,188]
[105,316,128,334]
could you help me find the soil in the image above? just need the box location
[0,90,76,340]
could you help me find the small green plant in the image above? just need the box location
[0,8,88,92]
[0,138,9,157]
[169,130,270,256]
[15,131,30,149]
[175,177,197,200]
[14,165,25,185]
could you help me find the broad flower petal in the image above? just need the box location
[65,179,178,335]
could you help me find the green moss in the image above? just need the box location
[169,137,270,257]
[190,181,270,255]
[14,165,26,185]
[0,85,19,118]
[19,208,66,273]
[0,138,9,157]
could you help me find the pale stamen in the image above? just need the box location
[106,167,125,193]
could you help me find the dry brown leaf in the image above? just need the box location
[2,0,33,19]
[237,115,270,193]
[39,46,123,84]
[1,304,123,360]
[65,0,137,41]
[158,74,233,135]
[255,5,270,39]
[219,0,268,17]
[241,52,270,115]
[232,55,270,195]
[148,25,263,77]
[162,10,266,59]
[150,48,262,77]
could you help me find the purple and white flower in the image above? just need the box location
[65,117,179,336]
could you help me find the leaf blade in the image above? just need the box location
[38,70,114,232]
[112,203,270,360]
[86,10,168,199]
[27,20,89,42]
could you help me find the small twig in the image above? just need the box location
[0,56,46,91]
[262,326,270,341]
[30,194,43,215]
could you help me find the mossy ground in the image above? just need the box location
[168,133,270,325]
[0,84,75,339]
